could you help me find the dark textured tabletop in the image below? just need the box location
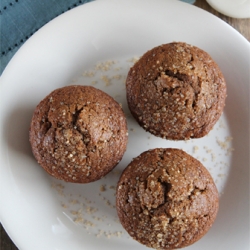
[1,0,249,249]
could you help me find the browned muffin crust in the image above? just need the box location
[126,42,226,140]
[29,85,128,183]
[116,148,219,249]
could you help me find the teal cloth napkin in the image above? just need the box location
[0,0,194,75]
[0,0,93,74]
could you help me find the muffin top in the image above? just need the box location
[116,148,219,249]
[29,85,128,183]
[126,42,226,140]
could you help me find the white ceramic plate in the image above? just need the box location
[0,0,249,249]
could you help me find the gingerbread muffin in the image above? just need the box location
[116,148,219,249]
[29,85,128,183]
[126,42,226,140]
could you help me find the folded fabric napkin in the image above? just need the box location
[181,0,195,3]
[0,0,194,75]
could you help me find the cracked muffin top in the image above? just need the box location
[116,148,219,250]
[29,85,128,183]
[126,42,226,140]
